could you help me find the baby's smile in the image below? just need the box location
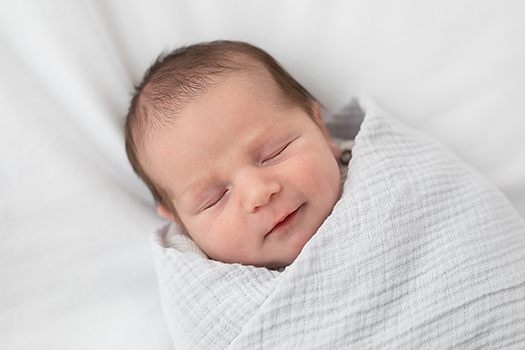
[265,204,302,238]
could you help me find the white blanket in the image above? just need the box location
[154,98,525,349]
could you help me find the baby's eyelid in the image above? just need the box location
[204,190,227,210]
[263,142,290,164]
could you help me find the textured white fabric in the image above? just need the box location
[152,98,525,349]
[164,223,208,258]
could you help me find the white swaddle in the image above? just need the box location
[151,98,525,349]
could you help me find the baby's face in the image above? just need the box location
[146,77,341,268]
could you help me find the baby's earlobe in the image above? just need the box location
[156,204,177,222]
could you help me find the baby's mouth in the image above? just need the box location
[265,205,302,237]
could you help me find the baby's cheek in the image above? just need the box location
[308,155,340,204]
[298,153,337,186]
[213,208,251,243]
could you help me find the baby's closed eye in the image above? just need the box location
[204,189,229,210]
[261,139,295,166]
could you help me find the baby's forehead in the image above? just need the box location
[180,70,286,115]
[138,65,294,156]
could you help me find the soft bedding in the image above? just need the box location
[152,98,525,349]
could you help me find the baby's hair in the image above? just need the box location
[125,40,318,216]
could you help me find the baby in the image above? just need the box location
[125,41,348,269]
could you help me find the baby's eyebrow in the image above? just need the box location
[177,176,221,211]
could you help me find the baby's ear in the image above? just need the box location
[156,204,179,223]
[310,102,342,160]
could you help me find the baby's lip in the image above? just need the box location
[265,205,302,237]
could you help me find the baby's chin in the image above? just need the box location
[262,230,318,269]
[230,246,302,270]
[232,251,296,270]
[261,256,296,270]
[250,259,292,270]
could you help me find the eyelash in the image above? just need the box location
[205,190,227,210]
[262,142,290,165]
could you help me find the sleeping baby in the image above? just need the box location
[125,40,353,269]
[126,41,525,348]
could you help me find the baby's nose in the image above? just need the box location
[239,172,281,213]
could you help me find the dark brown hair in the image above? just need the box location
[125,40,317,216]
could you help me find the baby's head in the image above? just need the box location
[125,41,341,268]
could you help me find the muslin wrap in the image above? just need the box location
[151,98,525,349]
